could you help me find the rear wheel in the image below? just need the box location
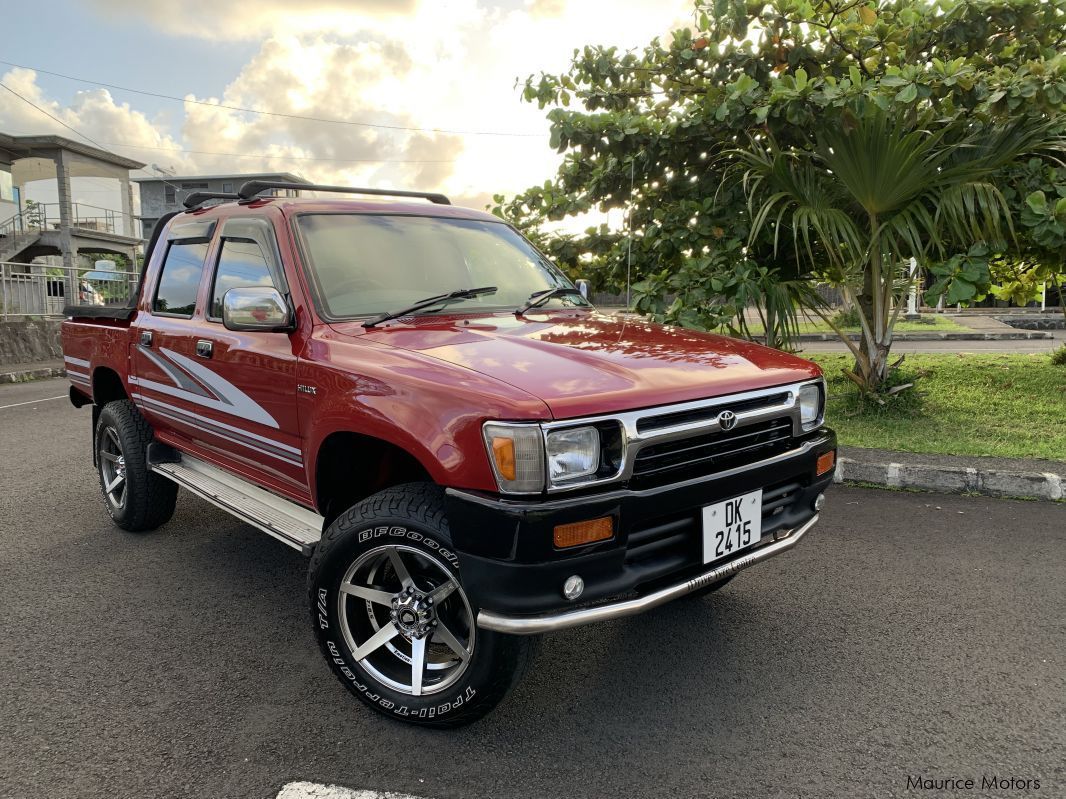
[95,400,177,532]
[309,483,535,727]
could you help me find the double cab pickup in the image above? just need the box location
[62,180,836,726]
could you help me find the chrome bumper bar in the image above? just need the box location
[476,514,819,635]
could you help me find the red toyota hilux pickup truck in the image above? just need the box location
[62,180,836,727]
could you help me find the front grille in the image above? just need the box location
[636,392,790,434]
[623,479,805,586]
[630,417,794,489]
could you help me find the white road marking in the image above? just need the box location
[276,784,428,799]
[0,395,67,411]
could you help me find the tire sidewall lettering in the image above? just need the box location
[352,526,459,570]
[323,629,476,718]
[322,525,469,719]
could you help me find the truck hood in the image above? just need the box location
[335,311,821,419]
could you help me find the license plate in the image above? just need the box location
[702,489,763,564]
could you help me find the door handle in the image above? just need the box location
[140,330,153,347]
[196,339,214,358]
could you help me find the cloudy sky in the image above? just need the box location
[1,0,695,224]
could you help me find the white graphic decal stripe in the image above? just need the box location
[130,376,278,429]
[132,392,302,455]
[137,346,211,397]
[148,407,303,466]
[161,348,278,427]
[64,356,90,368]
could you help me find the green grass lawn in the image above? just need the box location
[744,315,966,336]
[809,353,1066,462]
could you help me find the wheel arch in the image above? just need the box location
[92,366,128,406]
[313,430,436,525]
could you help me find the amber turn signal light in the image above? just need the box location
[554,517,614,549]
[491,437,516,481]
[816,450,835,476]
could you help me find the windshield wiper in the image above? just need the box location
[362,286,497,328]
[514,287,586,316]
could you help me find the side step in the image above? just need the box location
[149,450,323,555]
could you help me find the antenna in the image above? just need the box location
[625,158,635,311]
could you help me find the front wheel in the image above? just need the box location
[308,483,535,727]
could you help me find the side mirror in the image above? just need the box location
[222,286,294,332]
[575,279,591,299]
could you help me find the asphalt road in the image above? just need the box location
[1,378,1063,799]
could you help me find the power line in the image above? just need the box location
[0,81,110,151]
[0,126,458,164]
[0,81,185,201]
[0,58,543,138]
[102,140,457,164]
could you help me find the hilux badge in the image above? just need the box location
[717,410,738,430]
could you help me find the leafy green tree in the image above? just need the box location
[495,0,1066,391]
[22,199,44,230]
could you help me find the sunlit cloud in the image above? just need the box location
[3,0,695,223]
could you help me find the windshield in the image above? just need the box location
[295,213,589,319]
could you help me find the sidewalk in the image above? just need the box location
[836,446,1064,501]
[601,308,1057,345]
[0,359,65,383]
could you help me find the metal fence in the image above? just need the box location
[1,262,139,320]
[0,201,136,239]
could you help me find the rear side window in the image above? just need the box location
[153,241,209,316]
[210,239,276,318]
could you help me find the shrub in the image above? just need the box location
[831,306,861,329]
[1051,344,1066,366]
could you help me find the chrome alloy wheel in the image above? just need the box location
[337,544,475,696]
[98,425,127,510]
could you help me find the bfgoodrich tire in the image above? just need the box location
[95,399,177,532]
[308,483,535,728]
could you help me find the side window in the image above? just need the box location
[209,238,277,319]
[153,241,209,316]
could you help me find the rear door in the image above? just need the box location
[131,216,308,499]
[130,219,215,448]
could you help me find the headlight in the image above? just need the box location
[798,382,824,430]
[482,423,545,493]
[546,426,600,484]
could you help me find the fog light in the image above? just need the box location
[813,492,826,511]
[562,575,584,601]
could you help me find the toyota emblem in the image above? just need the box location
[717,410,738,431]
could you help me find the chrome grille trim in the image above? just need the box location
[541,379,822,494]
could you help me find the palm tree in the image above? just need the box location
[733,104,1057,393]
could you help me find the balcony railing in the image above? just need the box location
[1,202,136,238]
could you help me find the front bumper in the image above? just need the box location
[477,514,819,634]
[445,428,836,634]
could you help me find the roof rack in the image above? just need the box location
[183,191,240,210]
[236,180,451,205]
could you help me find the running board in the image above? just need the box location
[149,451,323,555]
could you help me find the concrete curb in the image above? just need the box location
[834,455,1064,502]
[0,366,66,384]
[792,330,1053,342]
